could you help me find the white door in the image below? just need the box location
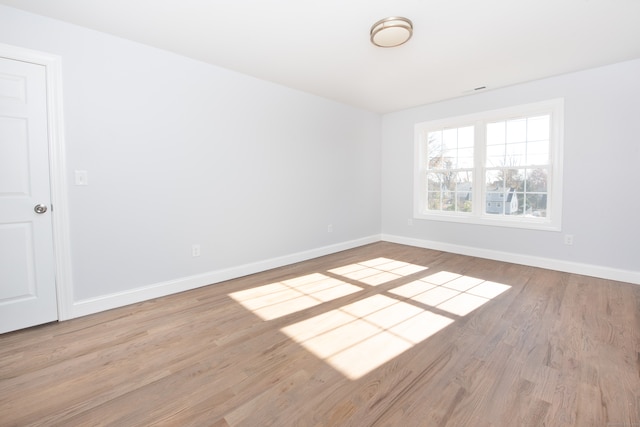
[0,56,57,334]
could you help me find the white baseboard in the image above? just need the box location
[67,235,381,319]
[68,232,639,320]
[381,234,640,285]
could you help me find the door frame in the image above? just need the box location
[0,43,73,321]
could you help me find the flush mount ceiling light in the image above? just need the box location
[370,17,413,48]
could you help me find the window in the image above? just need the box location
[414,99,563,230]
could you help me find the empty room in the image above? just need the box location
[1,1,639,425]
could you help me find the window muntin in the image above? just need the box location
[414,99,563,230]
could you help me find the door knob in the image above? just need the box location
[34,204,48,214]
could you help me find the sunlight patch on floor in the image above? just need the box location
[229,273,361,320]
[328,258,429,287]
[390,272,512,317]
[282,265,510,379]
[281,295,452,379]
[229,258,511,380]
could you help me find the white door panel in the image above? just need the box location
[0,56,57,334]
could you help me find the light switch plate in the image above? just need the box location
[75,170,88,186]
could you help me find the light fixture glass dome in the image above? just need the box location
[370,17,413,48]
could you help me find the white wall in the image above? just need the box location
[381,59,640,282]
[0,6,382,315]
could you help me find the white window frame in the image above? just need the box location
[414,99,564,231]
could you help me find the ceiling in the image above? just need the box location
[2,0,640,113]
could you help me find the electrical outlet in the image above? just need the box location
[408,218,413,226]
[327,224,333,233]
[563,234,574,246]
[192,244,201,257]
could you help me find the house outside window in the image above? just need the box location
[414,99,564,231]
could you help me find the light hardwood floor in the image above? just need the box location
[1,242,639,426]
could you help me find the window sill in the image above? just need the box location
[413,212,561,231]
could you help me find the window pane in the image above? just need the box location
[458,126,474,147]
[427,131,443,168]
[525,168,548,192]
[427,172,444,191]
[495,168,524,190]
[526,140,549,165]
[427,192,442,210]
[442,189,455,211]
[458,147,474,168]
[486,188,519,215]
[441,149,456,168]
[506,142,526,166]
[487,121,505,146]
[428,172,456,192]
[510,169,524,190]
[486,144,504,167]
[525,194,547,217]
[485,170,503,190]
[443,128,458,150]
[428,131,441,145]
[506,118,526,143]
[527,115,550,141]
[455,170,473,184]
[485,167,525,216]
[514,193,525,215]
[455,179,473,212]
[485,191,505,214]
